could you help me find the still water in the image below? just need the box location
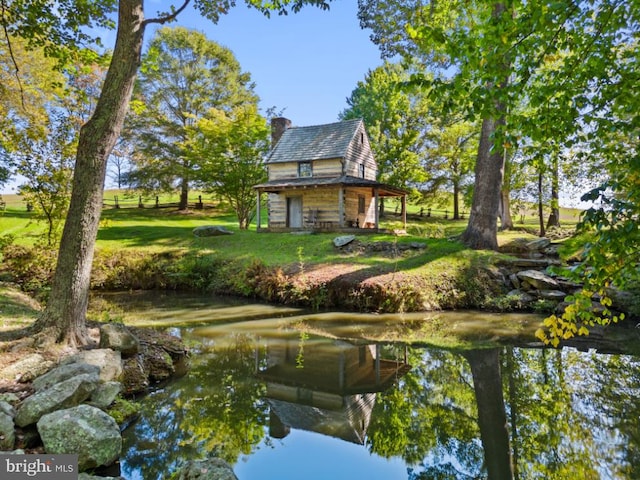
[102,292,640,480]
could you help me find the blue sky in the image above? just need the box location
[164,1,384,127]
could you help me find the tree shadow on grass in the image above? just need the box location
[96,225,201,247]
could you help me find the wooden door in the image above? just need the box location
[287,196,303,228]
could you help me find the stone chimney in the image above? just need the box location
[271,117,292,146]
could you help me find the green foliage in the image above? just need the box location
[191,104,269,229]
[124,27,260,209]
[340,61,431,193]
[0,243,57,295]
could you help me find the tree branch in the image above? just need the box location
[0,0,27,111]
[143,0,192,26]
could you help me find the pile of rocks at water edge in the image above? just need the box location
[494,237,632,315]
[0,322,188,476]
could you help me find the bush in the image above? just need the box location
[0,243,57,296]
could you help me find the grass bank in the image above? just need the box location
[0,192,582,314]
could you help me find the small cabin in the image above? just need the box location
[255,336,411,443]
[254,118,407,232]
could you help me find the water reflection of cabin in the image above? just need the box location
[255,338,411,444]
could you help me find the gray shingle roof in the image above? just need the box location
[267,118,363,164]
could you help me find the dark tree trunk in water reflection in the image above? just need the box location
[464,348,514,480]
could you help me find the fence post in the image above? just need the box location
[155,196,159,208]
[196,195,203,210]
[427,208,431,217]
[114,195,119,208]
[419,207,424,217]
[138,196,143,208]
[444,210,448,219]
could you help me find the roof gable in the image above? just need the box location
[267,118,364,164]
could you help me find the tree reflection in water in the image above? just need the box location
[120,329,640,480]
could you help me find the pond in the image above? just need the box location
[98,292,640,479]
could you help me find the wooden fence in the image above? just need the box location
[102,195,211,210]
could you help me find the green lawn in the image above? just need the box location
[0,190,582,269]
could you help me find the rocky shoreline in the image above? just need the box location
[0,323,224,479]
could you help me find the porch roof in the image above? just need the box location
[253,175,408,197]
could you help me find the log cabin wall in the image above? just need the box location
[344,187,376,228]
[267,189,342,228]
[344,123,377,180]
[269,159,343,181]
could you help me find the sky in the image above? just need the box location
[160,0,385,127]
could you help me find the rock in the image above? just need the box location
[143,345,175,382]
[175,458,238,480]
[525,237,551,251]
[333,235,356,248]
[193,225,233,237]
[0,393,20,405]
[38,404,122,471]
[63,349,123,383]
[0,354,53,383]
[538,290,568,301]
[0,411,15,450]
[0,400,15,417]
[409,242,427,249]
[89,382,122,409]
[99,324,140,357]
[509,273,521,290]
[517,270,559,290]
[506,289,535,304]
[15,373,100,427]
[501,257,561,268]
[121,357,149,396]
[33,362,101,392]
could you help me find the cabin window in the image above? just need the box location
[359,163,365,178]
[298,161,312,178]
[358,195,365,214]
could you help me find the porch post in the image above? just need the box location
[374,188,380,230]
[256,191,262,231]
[338,188,345,228]
[401,194,407,229]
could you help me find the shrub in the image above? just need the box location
[0,243,57,296]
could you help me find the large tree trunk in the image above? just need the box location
[460,1,509,250]
[464,348,514,480]
[460,116,505,250]
[33,0,146,346]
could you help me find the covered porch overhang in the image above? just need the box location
[253,176,408,232]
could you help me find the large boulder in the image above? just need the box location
[33,362,101,392]
[38,404,122,471]
[63,349,123,383]
[15,373,100,427]
[175,458,238,480]
[99,324,140,357]
[193,225,233,237]
[517,270,559,290]
[0,409,15,450]
[89,382,122,410]
[121,357,149,396]
[0,354,53,383]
